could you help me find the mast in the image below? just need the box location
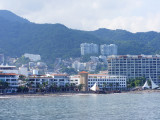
[150,76,159,89]
[90,83,99,92]
[142,81,150,89]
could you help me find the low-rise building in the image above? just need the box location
[88,74,126,90]
[0,72,20,93]
[69,72,127,90]
[0,65,19,74]
[28,74,69,87]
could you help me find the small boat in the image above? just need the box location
[90,82,99,92]
[142,81,150,89]
[90,83,106,94]
[150,76,159,89]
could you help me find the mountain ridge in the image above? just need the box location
[0,10,160,64]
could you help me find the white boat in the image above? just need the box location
[142,81,150,89]
[150,76,159,89]
[90,83,99,92]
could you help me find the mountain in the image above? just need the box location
[0,10,29,23]
[0,10,160,64]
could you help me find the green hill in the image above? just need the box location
[0,10,160,64]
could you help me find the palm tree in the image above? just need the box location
[115,82,119,90]
[42,81,49,92]
[109,83,113,91]
[65,83,70,91]
[70,83,76,91]
[77,84,83,91]
[0,81,9,89]
[102,82,107,91]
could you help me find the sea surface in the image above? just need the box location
[0,92,160,120]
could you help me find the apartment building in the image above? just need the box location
[107,54,160,84]
[100,44,117,56]
[80,43,99,55]
[28,74,69,87]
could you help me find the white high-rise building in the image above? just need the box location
[100,44,117,56]
[81,43,98,55]
[107,54,160,84]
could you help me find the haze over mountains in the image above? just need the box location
[0,10,160,63]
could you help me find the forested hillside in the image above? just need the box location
[0,10,160,63]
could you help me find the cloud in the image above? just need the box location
[0,0,160,32]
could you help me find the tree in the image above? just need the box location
[102,82,107,91]
[115,83,119,90]
[109,83,113,91]
[0,81,9,89]
[77,84,83,91]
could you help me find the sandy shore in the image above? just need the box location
[0,90,160,98]
[0,92,96,98]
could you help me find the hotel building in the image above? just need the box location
[0,72,20,93]
[28,74,69,87]
[107,54,160,84]
[69,72,126,90]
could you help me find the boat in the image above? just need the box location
[150,76,159,89]
[90,82,99,92]
[90,83,107,94]
[142,81,150,89]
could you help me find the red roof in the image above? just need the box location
[79,71,88,74]
[0,73,18,75]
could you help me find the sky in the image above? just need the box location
[0,0,160,33]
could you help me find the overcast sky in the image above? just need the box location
[0,0,160,32]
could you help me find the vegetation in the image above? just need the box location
[127,77,146,88]
[0,81,9,89]
[60,67,78,75]
[15,56,30,67]
[1,10,160,65]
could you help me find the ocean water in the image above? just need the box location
[0,93,160,120]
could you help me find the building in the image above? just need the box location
[79,71,88,91]
[28,74,69,88]
[88,74,126,90]
[80,43,99,55]
[99,55,107,63]
[100,44,117,56]
[107,54,160,84]
[0,65,19,74]
[0,72,20,93]
[24,53,41,62]
[19,66,28,77]
[69,75,80,85]
[69,72,126,90]
[72,61,86,71]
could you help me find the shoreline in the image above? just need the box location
[1,90,160,98]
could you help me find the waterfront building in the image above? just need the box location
[79,71,88,91]
[0,72,20,93]
[69,72,126,90]
[107,54,160,84]
[69,75,80,85]
[80,43,99,55]
[28,74,69,87]
[0,65,19,74]
[88,74,126,90]
[100,44,117,56]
